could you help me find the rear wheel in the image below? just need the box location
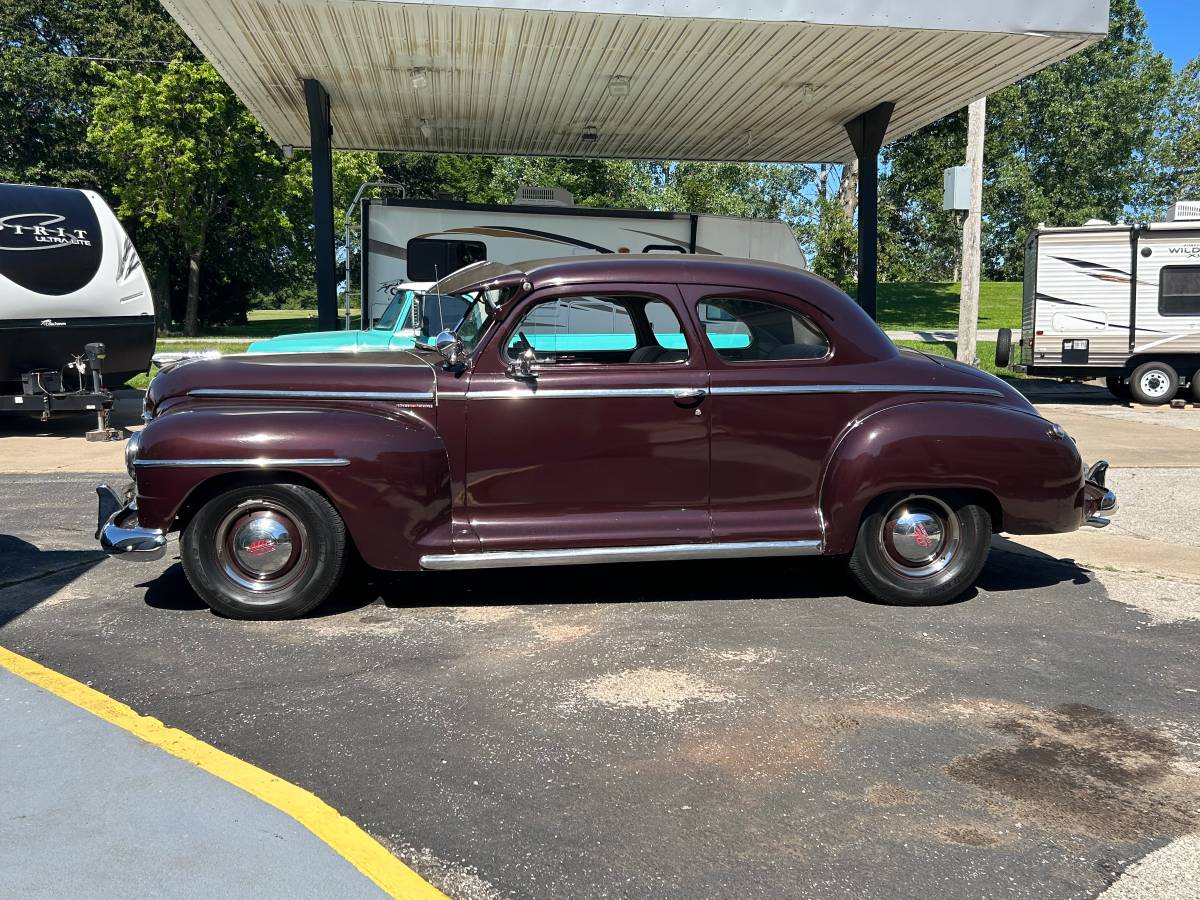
[181,483,347,620]
[1191,375,1200,403]
[847,493,991,606]
[1129,361,1177,405]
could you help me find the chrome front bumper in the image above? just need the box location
[1083,460,1118,529]
[96,484,166,560]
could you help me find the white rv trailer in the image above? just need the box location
[0,183,154,419]
[1001,205,1200,404]
[361,188,808,323]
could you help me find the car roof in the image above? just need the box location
[436,254,820,296]
[432,254,897,364]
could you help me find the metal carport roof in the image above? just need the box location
[156,0,1109,325]
[159,0,1109,163]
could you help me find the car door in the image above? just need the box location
[462,283,711,551]
[680,285,837,545]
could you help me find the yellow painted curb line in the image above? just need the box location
[0,645,447,900]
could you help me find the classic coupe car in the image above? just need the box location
[97,256,1116,620]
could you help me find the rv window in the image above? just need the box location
[407,238,487,281]
[1159,266,1200,317]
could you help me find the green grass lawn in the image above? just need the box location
[194,308,361,338]
[877,282,1021,331]
[894,339,1022,380]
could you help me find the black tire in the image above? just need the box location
[994,328,1012,368]
[181,483,347,620]
[1128,361,1178,405]
[1191,375,1200,403]
[847,492,991,606]
[1105,375,1130,400]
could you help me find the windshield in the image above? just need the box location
[455,292,493,353]
[374,289,419,332]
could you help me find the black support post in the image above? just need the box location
[844,101,895,321]
[304,78,337,331]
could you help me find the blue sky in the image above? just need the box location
[1140,0,1197,68]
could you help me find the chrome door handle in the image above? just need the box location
[672,388,707,401]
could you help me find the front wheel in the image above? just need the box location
[847,493,991,606]
[181,483,348,620]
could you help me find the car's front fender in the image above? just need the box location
[133,402,451,570]
[818,401,1084,554]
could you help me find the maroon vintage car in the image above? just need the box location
[97,256,1116,619]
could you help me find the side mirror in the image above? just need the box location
[506,346,539,381]
[434,329,464,366]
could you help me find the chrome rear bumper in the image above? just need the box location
[96,484,166,560]
[1083,460,1118,528]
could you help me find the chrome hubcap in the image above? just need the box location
[215,501,310,596]
[232,513,294,576]
[1140,370,1170,398]
[879,496,961,579]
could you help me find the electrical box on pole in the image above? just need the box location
[943,166,970,211]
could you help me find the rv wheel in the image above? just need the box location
[994,329,1012,368]
[1129,361,1178,406]
[1192,376,1200,403]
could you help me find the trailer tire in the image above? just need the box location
[1129,361,1178,406]
[1192,376,1200,403]
[994,329,1012,368]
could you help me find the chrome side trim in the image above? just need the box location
[709,384,1004,398]
[135,457,350,468]
[419,539,822,570]
[464,387,690,400]
[187,388,435,402]
[457,384,1002,401]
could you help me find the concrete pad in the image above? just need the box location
[0,393,141,474]
[1036,405,1200,468]
[1098,833,1200,899]
[0,668,388,900]
[996,532,1200,585]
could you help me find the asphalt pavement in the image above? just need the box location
[2,472,1199,899]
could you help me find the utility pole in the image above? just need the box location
[957,96,986,366]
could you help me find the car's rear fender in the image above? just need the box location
[134,403,451,570]
[818,400,1084,554]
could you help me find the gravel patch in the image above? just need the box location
[573,667,736,712]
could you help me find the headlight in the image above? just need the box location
[125,431,141,478]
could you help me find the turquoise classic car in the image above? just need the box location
[246,288,459,354]
[247,288,751,356]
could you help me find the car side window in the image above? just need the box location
[506,295,689,365]
[697,297,829,362]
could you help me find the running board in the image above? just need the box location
[419,539,823,571]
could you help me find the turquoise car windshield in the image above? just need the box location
[374,290,419,331]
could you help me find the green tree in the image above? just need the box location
[89,59,289,334]
[880,0,1173,280]
[0,0,196,186]
[1151,55,1200,207]
[811,198,857,291]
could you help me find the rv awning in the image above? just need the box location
[158,0,1108,164]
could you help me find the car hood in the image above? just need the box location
[246,329,399,354]
[146,349,437,411]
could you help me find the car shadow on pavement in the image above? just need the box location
[0,535,107,627]
[133,540,1095,620]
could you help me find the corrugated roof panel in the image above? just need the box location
[158,0,1107,161]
